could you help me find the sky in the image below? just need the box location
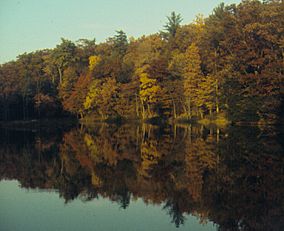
[0,0,241,64]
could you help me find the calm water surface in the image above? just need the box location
[0,123,283,231]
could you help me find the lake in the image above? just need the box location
[0,123,283,231]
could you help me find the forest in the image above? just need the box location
[0,0,283,124]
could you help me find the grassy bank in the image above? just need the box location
[198,113,231,127]
[0,118,77,131]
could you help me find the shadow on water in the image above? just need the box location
[0,122,283,230]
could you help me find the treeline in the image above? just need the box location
[0,0,283,124]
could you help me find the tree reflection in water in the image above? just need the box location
[0,123,283,231]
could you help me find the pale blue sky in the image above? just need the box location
[0,0,241,64]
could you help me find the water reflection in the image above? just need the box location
[0,123,283,230]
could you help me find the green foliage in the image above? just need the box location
[113,30,128,56]
[161,11,183,40]
[48,38,77,84]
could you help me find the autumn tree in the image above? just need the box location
[137,65,162,119]
[64,74,92,118]
[0,0,283,124]
[182,43,203,118]
[46,38,77,84]
[59,67,78,104]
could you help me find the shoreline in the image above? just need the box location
[1,117,282,129]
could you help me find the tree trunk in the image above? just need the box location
[147,104,151,118]
[135,94,139,117]
[172,97,176,119]
[182,104,187,116]
[188,124,192,144]
[57,65,63,84]
[199,109,203,119]
[216,80,219,114]
[142,123,146,144]
[60,158,64,174]
[136,125,140,150]
[173,124,177,140]
[216,127,220,143]
[187,97,191,119]
[141,101,145,120]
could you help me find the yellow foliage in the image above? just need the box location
[168,50,186,76]
[84,133,95,147]
[185,138,218,201]
[84,77,119,118]
[193,14,205,42]
[88,55,102,71]
[91,171,102,187]
[84,79,101,110]
[137,66,161,104]
[139,140,161,177]
[84,133,100,163]
[182,43,202,111]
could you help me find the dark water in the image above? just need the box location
[0,123,283,231]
